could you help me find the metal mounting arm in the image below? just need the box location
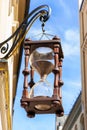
[0,5,51,59]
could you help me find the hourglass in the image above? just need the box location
[29,47,54,110]
[21,36,64,118]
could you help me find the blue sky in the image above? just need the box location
[13,1,81,130]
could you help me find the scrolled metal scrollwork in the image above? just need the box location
[0,5,51,59]
[0,43,9,54]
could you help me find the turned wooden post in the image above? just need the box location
[22,40,30,98]
[53,43,60,98]
[58,58,64,99]
[28,66,35,88]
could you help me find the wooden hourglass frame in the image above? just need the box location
[20,36,64,118]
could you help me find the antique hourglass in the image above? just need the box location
[21,37,64,117]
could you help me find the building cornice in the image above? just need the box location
[80,0,84,11]
[80,0,87,12]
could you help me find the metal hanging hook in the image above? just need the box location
[41,22,45,33]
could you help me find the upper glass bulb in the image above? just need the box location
[29,47,54,77]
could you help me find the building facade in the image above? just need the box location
[62,93,85,130]
[79,0,87,129]
[0,1,30,130]
[56,0,87,128]
[56,115,68,130]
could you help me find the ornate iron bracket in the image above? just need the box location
[0,5,51,59]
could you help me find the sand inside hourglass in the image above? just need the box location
[32,60,54,77]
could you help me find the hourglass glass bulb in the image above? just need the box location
[29,75,53,98]
[29,47,54,98]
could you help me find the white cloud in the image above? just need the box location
[62,29,80,57]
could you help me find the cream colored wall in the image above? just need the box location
[0,0,10,42]
[0,0,28,130]
[0,1,19,129]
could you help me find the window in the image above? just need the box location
[80,114,85,130]
[75,124,78,130]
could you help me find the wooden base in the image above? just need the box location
[20,96,64,118]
